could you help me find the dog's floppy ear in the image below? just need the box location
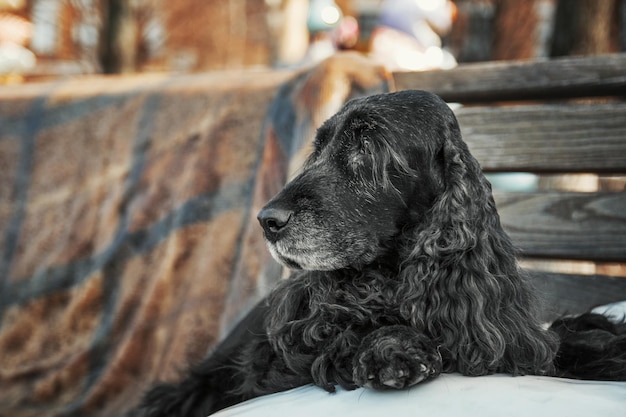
[404,115,502,263]
[399,118,557,377]
[432,129,502,253]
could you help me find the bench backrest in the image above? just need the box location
[392,54,626,321]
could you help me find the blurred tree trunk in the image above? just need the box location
[100,0,136,73]
[550,0,622,56]
[492,0,538,60]
[447,0,495,63]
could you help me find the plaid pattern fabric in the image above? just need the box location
[0,53,391,416]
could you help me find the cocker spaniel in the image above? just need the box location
[140,90,626,416]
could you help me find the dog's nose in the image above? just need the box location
[257,207,293,236]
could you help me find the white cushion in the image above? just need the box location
[214,373,625,417]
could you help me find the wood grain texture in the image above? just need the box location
[495,191,626,262]
[456,103,626,173]
[393,54,626,102]
[526,270,626,322]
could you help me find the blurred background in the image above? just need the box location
[0,3,624,416]
[1,0,624,83]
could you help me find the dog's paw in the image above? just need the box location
[352,326,442,390]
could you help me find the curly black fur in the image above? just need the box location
[550,313,626,381]
[138,90,626,416]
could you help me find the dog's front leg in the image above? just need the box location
[352,325,442,390]
[308,329,362,392]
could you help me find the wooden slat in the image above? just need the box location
[456,103,626,173]
[393,54,626,102]
[494,191,626,262]
[526,271,626,322]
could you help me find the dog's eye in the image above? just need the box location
[348,136,373,171]
[360,139,371,155]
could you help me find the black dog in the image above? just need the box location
[140,90,626,416]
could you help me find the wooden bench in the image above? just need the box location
[392,54,626,321]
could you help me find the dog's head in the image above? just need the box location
[258,90,469,271]
[259,91,558,375]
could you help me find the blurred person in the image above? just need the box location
[301,0,358,65]
[334,15,359,51]
[369,0,457,71]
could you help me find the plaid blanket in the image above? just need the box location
[0,53,391,416]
